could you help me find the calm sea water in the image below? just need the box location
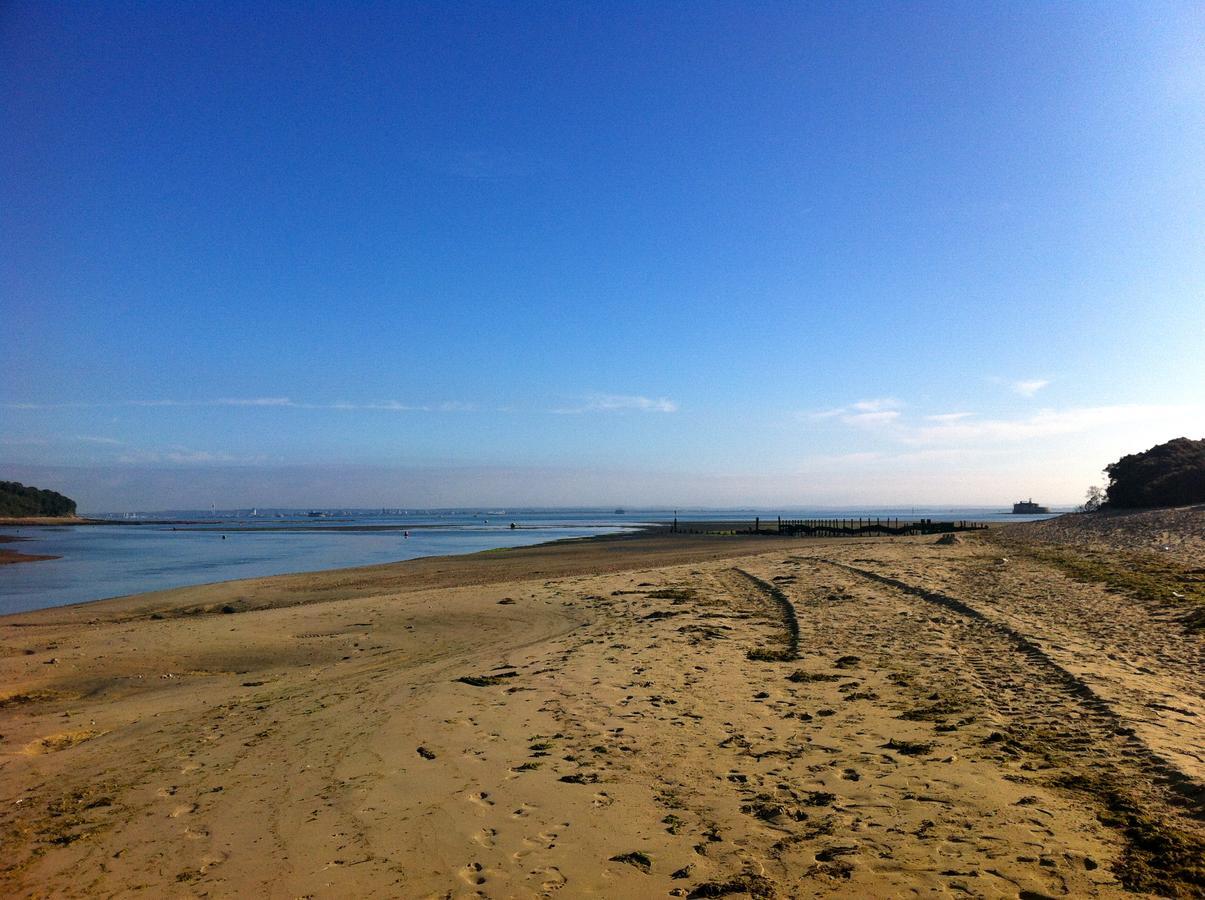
[0,507,1062,615]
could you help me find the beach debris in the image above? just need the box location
[0,690,74,709]
[884,738,935,756]
[747,647,795,662]
[609,851,652,873]
[642,610,685,621]
[741,792,809,822]
[815,845,858,862]
[899,697,965,721]
[416,746,436,760]
[787,670,841,683]
[833,655,860,669]
[843,691,878,702]
[455,672,518,687]
[558,772,600,784]
[934,533,963,545]
[686,873,777,898]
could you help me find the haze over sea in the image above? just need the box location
[0,507,1059,615]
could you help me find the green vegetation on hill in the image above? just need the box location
[1104,437,1205,509]
[0,481,77,517]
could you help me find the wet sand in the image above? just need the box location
[0,536,59,566]
[1,527,1201,897]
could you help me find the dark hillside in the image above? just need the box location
[0,481,77,517]
[1105,437,1205,509]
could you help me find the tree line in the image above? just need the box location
[0,481,78,517]
[1081,437,1205,511]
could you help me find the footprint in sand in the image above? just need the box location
[513,831,557,860]
[472,827,498,848]
[466,792,495,808]
[592,792,614,808]
[532,866,567,892]
[511,802,536,818]
[458,861,487,886]
[169,803,197,818]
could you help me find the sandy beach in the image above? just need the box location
[1,521,1202,898]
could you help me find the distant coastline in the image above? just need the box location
[0,516,106,527]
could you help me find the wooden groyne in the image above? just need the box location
[772,517,986,537]
[668,516,989,537]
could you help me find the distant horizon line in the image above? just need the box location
[81,503,1074,516]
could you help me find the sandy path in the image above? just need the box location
[1,533,1201,897]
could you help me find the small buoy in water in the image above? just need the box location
[404,530,409,538]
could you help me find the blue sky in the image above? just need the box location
[2,1,1202,510]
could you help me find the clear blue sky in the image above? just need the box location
[2,1,1202,510]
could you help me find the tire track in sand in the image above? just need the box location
[825,560,1203,811]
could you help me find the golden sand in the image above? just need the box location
[1,529,1201,897]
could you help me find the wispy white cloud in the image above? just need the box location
[215,397,293,407]
[815,401,1198,447]
[800,447,989,470]
[851,398,901,412]
[808,398,902,426]
[115,446,268,465]
[987,377,1050,397]
[1012,379,1050,397]
[1,397,476,413]
[903,405,1193,445]
[0,436,49,446]
[74,435,124,445]
[844,410,901,426]
[164,450,238,464]
[554,394,678,414]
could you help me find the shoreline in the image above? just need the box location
[0,534,61,566]
[1,522,1201,895]
[0,526,766,625]
[0,519,988,618]
[0,548,62,566]
[0,516,118,527]
[0,523,667,619]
